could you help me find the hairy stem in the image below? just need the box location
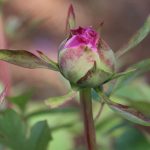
[80,88,97,150]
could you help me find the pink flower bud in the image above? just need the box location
[58,27,116,88]
[65,27,99,51]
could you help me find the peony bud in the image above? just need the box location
[58,27,116,88]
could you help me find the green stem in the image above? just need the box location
[80,88,97,150]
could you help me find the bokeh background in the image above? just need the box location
[1,0,149,98]
[0,0,150,150]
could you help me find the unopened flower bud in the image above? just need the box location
[58,27,116,88]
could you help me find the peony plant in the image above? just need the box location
[0,4,150,150]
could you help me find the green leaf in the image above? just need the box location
[97,90,150,126]
[8,90,34,111]
[36,50,59,70]
[129,101,150,115]
[116,15,150,58]
[111,69,136,80]
[112,81,150,115]
[103,68,136,84]
[109,102,150,126]
[0,49,59,71]
[27,121,51,150]
[45,90,76,108]
[111,59,150,93]
[0,109,26,150]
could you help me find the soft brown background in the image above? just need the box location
[1,0,150,98]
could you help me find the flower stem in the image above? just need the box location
[80,88,97,150]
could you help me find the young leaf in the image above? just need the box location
[0,49,59,71]
[66,4,76,32]
[109,102,150,126]
[97,90,150,126]
[116,15,150,58]
[111,69,136,80]
[103,68,136,84]
[36,50,53,62]
[111,59,150,93]
[27,121,51,150]
[45,90,76,108]
[36,50,58,70]
[129,101,150,115]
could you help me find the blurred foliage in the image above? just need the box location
[115,127,150,150]
[0,79,150,150]
[0,109,51,150]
